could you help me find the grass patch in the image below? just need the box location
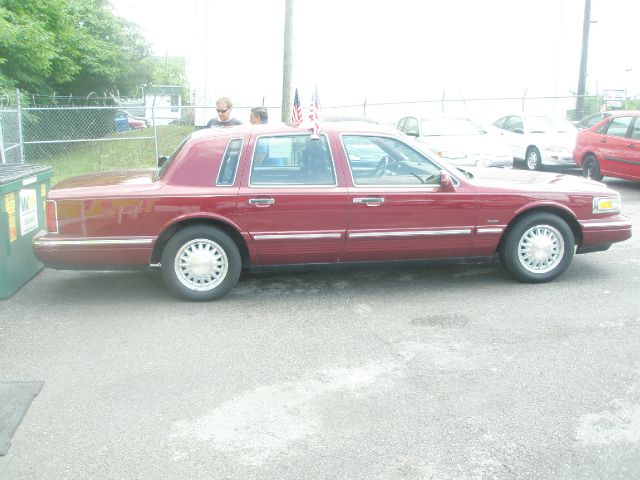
[28,125,196,184]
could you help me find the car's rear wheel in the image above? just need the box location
[500,213,575,283]
[582,154,603,181]
[161,225,241,301]
[526,147,542,171]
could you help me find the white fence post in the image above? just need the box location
[16,89,25,164]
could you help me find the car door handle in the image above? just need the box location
[600,138,607,143]
[248,198,275,206]
[628,143,636,148]
[353,197,384,205]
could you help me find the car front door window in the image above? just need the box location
[339,135,476,263]
[342,135,441,186]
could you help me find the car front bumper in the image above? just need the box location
[542,153,577,167]
[578,214,632,251]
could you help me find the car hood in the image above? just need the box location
[464,167,612,194]
[418,134,510,155]
[50,169,158,196]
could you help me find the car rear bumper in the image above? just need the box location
[32,231,154,266]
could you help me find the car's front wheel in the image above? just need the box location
[161,225,241,301]
[500,213,575,283]
[525,147,542,171]
[582,154,603,181]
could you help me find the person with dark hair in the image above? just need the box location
[249,107,268,124]
[206,97,242,128]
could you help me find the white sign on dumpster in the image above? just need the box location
[19,189,38,236]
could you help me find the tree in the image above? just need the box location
[0,0,152,96]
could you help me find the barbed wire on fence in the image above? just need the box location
[0,88,608,178]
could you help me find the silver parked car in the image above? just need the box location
[491,114,578,171]
[397,116,513,168]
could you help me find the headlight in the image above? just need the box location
[438,151,467,160]
[593,196,621,214]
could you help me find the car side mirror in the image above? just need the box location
[439,171,455,192]
[406,130,419,137]
[158,156,169,168]
[514,128,524,134]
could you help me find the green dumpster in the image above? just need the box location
[0,164,53,298]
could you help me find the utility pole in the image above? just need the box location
[281,0,294,122]
[575,0,591,120]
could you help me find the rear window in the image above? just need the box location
[157,137,189,178]
[216,138,244,185]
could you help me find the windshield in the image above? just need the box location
[419,117,484,136]
[526,116,576,134]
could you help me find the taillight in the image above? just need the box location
[45,200,58,233]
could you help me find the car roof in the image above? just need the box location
[189,121,398,140]
[604,110,640,118]
[402,115,471,121]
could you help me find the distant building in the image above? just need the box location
[144,85,183,126]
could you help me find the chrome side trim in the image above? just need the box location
[33,237,154,246]
[253,233,342,240]
[348,229,472,238]
[476,227,504,234]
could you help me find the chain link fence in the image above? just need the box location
[1,90,601,182]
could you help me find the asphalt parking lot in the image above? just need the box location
[1,177,639,480]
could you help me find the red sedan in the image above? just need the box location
[33,122,632,300]
[574,110,640,182]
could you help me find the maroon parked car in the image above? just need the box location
[33,122,632,301]
[574,110,640,182]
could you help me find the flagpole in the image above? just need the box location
[281,0,294,122]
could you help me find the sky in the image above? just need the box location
[111,0,639,122]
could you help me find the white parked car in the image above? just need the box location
[397,116,513,168]
[492,114,578,171]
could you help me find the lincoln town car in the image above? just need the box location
[33,122,632,301]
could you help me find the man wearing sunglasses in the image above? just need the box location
[206,97,242,128]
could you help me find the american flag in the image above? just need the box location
[292,88,302,125]
[309,86,321,138]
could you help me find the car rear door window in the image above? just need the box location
[504,116,524,133]
[250,135,335,186]
[604,116,632,137]
[629,118,640,140]
[403,117,419,136]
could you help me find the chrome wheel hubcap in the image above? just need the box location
[527,152,538,170]
[174,238,228,291]
[517,224,564,273]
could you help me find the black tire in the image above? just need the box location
[161,225,241,301]
[500,213,575,283]
[525,147,542,171]
[582,154,603,181]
